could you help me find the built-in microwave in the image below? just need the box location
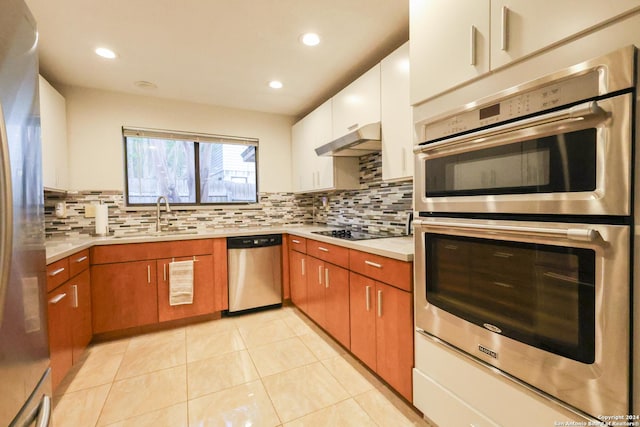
[414,47,635,217]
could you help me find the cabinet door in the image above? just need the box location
[291,119,313,192]
[410,0,490,104]
[213,238,228,312]
[305,256,326,327]
[332,64,381,139]
[375,282,414,401]
[308,100,335,190]
[70,269,92,363]
[47,283,73,391]
[490,0,640,69]
[289,250,308,313]
[349,273,377,370]
[39,75,68,190]
[323,263,350,349]
[381,42,413,181]
[157,255,215,322]
[91,260,158,333]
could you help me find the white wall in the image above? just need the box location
[60,85,295,192]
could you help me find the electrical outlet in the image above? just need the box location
[84,204,96,218]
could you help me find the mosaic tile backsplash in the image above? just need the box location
[44,153,413,239]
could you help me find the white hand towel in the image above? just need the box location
[169,260,194,306]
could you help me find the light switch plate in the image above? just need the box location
[85,204,96,218]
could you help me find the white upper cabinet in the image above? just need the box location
[410,0,490,105]
[490,0,640,69]
[331,63,381,139]
[291,100,359,193]
[410,0,640,104]
[39,75,69,190]
[381,42,413,181]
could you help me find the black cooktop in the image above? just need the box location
[311,229,386,241]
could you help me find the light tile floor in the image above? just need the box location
[53,306,434,426]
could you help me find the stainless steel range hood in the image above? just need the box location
[314,122,381,157]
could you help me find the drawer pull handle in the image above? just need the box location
[365,285,371,311]
[49,267,65,277]
[365,260,382,269]
[49,293,67,304]
[292,239,301,244]
[74,256,88,263]
[347,123,359,131]
[318,247,329,252]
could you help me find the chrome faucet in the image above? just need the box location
[156,195,171,232]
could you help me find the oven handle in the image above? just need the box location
[415,100,606,154]
[413,219,600,243]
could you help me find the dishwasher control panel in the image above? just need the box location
[227,234,282,249]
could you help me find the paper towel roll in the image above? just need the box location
[95,204,109,235]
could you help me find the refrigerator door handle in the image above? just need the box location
[35,395,51,427]
[0,103,14,325]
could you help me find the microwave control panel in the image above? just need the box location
[421,70,600,143]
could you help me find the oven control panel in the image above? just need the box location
[420,70,600,143]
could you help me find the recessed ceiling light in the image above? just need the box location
[301,33,320,46]
[95,47,117,59]
[269,80,283,89]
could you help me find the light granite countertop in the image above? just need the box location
[45,224,415,264]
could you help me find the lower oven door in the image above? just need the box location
[414,217,630,417]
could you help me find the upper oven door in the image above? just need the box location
[414,93,632,216]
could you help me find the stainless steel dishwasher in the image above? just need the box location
[227,234,282,314]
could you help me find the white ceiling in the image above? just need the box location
[25,0,409,118]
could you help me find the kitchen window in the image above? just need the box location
[123,127,258,206]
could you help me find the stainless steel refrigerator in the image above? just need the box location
[0,0,52,425]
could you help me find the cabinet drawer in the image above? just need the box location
[349,250,412,292]
[287,235,307,253]
[306,239,349,268]
[68,249,90,277]
[91,239,213,264]
[46,258,69,292]
[413,368,499,427]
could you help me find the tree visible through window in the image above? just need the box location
[124,128,258,205]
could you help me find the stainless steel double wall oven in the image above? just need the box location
[413,46,637,418]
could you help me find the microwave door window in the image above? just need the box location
[425,128,596,197]
[425,234,595,363]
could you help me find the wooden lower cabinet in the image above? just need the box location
[349,273,377,369]
[306,256,326,327]
[47,250,92,391]
[323,263,350,349]
[70,269,92,363]
[157,255,214,322]
[47,282,73,391]
[350,271,414,401]
[91,260,158,333]
[305,255,350,349]
[289,250,308,313]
